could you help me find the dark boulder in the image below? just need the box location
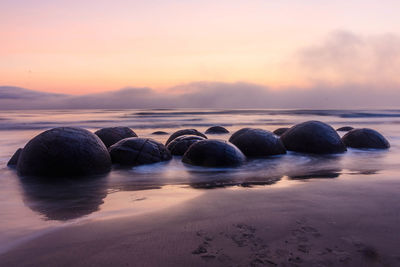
[336,126,354,132]
[17,127,112,177]
[342,128,390,149]
[273,127,290,136]
[152,131,168,135]
[95,127,137,148]
[182,140,245,167]
[205,126,229,134]
[166,129,207,145]
[229,128,251,142]
[229,128,286,157]
[280,121,346,154]
[7,148,22,167]
[166,135,205,155]
[109,138,171,165]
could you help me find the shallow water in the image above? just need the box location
[0,109,399,254]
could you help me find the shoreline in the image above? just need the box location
[1,174,400,266]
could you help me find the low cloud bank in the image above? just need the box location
[1,82,400,109]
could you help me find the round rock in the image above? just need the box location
[182,140,245,167]
[273,127,290,136]
[280,121,347,154]
[7,148,22,167]
[229,128,286,157]
[166,129,207,145]
[95,127,137,148]
[17,127,112,177]
[342,128,390,149]
[336,126,354,132]
[229,128,251,142]
[109,138,172,165]
[167,135,206,155]
[152,131,168,135]
[205,126,229,134]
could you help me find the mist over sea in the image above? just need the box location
[0,108,399,254]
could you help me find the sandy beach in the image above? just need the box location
[1,172,399,267]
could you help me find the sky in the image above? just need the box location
[1,0,400,106]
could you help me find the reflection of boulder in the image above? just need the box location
[18,175,108,221]
[189,175,282,189]
[287,155,343,180]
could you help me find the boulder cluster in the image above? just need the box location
[8,121,390,178]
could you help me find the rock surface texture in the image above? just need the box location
[280,121,347,154]
[17,127,112,177]
[229,128,286,157]
[109,137,172,165]
[342,128,390,149]
[95,127,137,148]
[182,139,245,167]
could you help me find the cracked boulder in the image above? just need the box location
[109,137,172,165]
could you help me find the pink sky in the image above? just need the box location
[1,0,400,94]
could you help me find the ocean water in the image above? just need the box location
[0,109,400,253]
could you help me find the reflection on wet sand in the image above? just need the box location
[15,148,391,221]
[286,154,343,180]
[18,175,109,221]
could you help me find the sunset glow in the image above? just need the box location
[1,0,400,94]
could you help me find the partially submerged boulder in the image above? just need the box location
[336,126,354,132]
[166,135,205,156]
[182,140,245,167]
[342,128,390,149]
[17,127,112,177]
[273,127,290,136]
[280,121,346,154]
[229,128,251,142]
[7,148,22,167]
[95,127,137,148]
[229,128,286,157]
[166,129,207,145]
[205,126,229,134]
[109,138,171,165]
[152,131,168,135]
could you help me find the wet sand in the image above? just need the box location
[1,174,400,267]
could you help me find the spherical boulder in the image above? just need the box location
[280,121,346,154]
[7,148,22,167]
[166,135,205,155]
[152,131,168,135]
[342,128,390,149]
[182,140,245,167]
[205,126,229,134]
[109,138,172,166]
[336,126,354,132]
[229,128,286,157]
[17,127,112,177]
[166,129,207,145]
[229,128,251,142]
[273,127,290,136]
[95,127,137,148]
